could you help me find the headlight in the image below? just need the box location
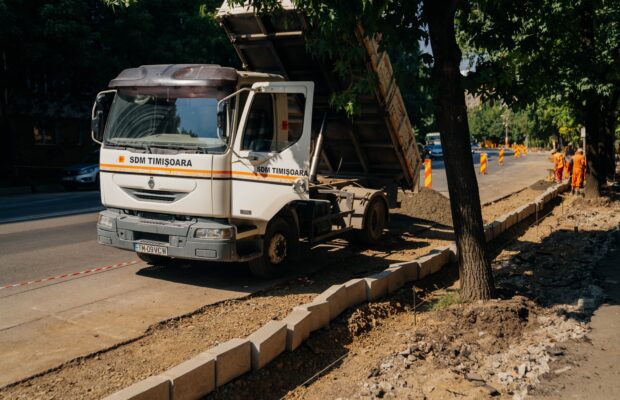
[98,214,114,229]
[81,167,96,174]
[194,227,235,240]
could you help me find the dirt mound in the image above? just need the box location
[396,188,453,226]
[347,301,406,336]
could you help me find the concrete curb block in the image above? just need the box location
[293,300,330,333]
[283,309,312,351]
[344,278,369,308]
[105,182,570,400]
[160,353,215,400]
[390,260,421,281]
[385,265,407,293]
[315,284,348,320]
[103,376,170,400]
[363,271,390,301]
[248,321,287,370]
[206,338,251,388]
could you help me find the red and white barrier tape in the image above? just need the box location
[0,260,139,290]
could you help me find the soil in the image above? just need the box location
[259,192,619,400]
[481,180,554,223]
[0,182,566,400]
[396,188,454,227]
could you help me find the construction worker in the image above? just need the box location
[571,148,586,195]
[551,149,565,183]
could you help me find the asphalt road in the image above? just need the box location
[0,150,552,386]
[0,191,103,224]
[420,149,550,204]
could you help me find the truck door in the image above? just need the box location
[231,82,314,221]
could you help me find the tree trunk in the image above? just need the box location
[583,99,603,198]
[424,0,495,301]
[580,0,604,198]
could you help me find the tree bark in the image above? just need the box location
[580,0,605,198]
[424,0,495,301]
[583,99,603,198]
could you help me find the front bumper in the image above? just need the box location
[96,210,256,262]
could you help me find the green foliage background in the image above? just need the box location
[0,0,237,118]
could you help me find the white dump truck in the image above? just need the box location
[93,1,421,277]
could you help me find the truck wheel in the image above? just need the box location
[137,253,170,266]
[249,217,298,278]
[356,198,387,245]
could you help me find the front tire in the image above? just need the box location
[249,217,298,278]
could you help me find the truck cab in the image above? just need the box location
[94,64,388,277]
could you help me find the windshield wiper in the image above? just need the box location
[105,140,151,152]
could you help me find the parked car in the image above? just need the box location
[427,144,443,159]
[61,151,100,190]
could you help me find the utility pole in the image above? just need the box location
[502,107,510,147]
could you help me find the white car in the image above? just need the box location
[61,151,100,190]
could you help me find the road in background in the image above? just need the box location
[0,150,553,386]
[421,150,551,203]
[0,191,103,224]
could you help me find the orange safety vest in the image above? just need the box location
[572,153,586,174]
[553,152,565,169]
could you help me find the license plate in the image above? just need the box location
[134,243,168,256]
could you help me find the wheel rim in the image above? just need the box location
[267,233,287,265]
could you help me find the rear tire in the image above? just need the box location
[356,198,387,245]
[249,217,298,278]
[137,252,171,266]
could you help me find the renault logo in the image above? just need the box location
[148,177,155,189]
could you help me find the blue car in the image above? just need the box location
[427,144,443,159]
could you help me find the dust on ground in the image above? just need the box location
[0,183,557,399]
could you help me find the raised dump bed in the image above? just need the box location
[216,1,421,191]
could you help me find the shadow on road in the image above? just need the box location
[134,213,448,292]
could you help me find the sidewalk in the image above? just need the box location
[531,234,620,399]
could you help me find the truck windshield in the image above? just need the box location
[103,91,229,153]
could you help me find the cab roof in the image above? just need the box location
[108,64,239,88]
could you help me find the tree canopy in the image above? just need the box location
[0,0,237,118]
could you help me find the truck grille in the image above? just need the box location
[123,188,187,203]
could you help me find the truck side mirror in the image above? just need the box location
[91,90,116,144]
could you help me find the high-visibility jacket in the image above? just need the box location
[553,152,565,170]
[571,153,586,188]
